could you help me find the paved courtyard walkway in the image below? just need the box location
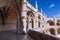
[0,31,33,40]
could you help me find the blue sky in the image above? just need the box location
[27,0,60,18]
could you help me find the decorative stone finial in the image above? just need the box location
[54,15,55,18]
[41,8,43,14]
[36,1,38,9]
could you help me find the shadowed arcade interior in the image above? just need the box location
[47,20,55,26]
[0,6,18,31]
[57,28,60,34]
[57,20,60,26]
[49,28,55,35]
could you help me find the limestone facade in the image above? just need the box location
[0,0,60,35]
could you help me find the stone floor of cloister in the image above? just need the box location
[0,30,60,40]
[0,31,33,40]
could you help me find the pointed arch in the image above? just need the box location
[27,11,35,17]
[47,20,55,26]
[57,20,60,26]
[27,11,35,29]
[0,6,18,31]
[49,28,55,35]
[0,6,13,25]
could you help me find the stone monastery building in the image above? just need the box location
[0,0,60,36]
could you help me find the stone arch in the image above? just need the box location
[27,11,35,17]
[0,6,13,25]
[47,20,55,26]
[5,10,17,31]
[0,6,20,32]
[57,20,60,26]
[27,11,35,29]
[49,28,55,35]
[0,0,24,34]
[57,28,60,34]
[38,15,41,27]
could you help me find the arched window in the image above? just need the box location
[57,20,60,26]
[47,20,55,26]
[57,28,60,34]
[49,28,55,35]
[27,11,35,29]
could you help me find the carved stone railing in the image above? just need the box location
[27,30,60,40]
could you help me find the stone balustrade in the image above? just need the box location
[27,30,60,40]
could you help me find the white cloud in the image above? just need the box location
[49,4,55,8]
[56,14,60,17]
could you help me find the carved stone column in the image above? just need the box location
[13,0,24,34]
[17,15,23,34]
[34,19,36,28]
[55,28,57,35]
[21,0,27,33]
[35,12,38,28]
[40,17,43,27]
[47,30,51,35]
[28,17,32,29]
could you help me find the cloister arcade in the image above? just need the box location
[0,0,45,34]
[0,6,18,31]
[47,20,55,26]
[40,19,60,35]
[27,11,35,30]
[0,0,60,36]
